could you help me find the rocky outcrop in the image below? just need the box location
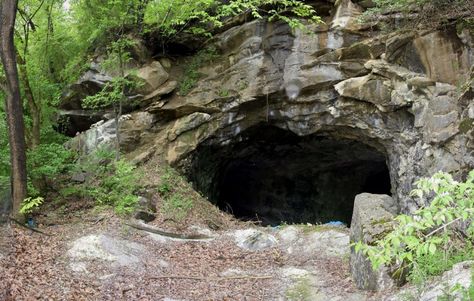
[152,13,472,214]
[59,51,175,137]
[67,112,155,154]
[66,0,473,216]
[133,61,169,94]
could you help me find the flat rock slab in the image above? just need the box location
[233,229,278,251]
[278,225,350,257]
[68,234,144,272]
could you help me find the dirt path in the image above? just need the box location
[0,217,387,301]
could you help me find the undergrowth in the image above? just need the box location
[61,147,140,214]
[355,170,474,295]
[409,244,474,285]
[158,167,194,221]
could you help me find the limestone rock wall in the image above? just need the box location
[67,0,474,213]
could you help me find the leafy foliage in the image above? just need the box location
[65,148,141,214]
[27,143,75,187]
[408,244,474,285]
[82,77,132,109]
[82,38,137,109]
[144,0,322,37]
[355,171,474,283]
[19,197,44,215]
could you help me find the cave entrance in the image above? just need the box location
[185,124,391,226]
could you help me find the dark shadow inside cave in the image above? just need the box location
[184,124,391,226]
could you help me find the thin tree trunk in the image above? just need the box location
[0,0,28,220]
[114,38,126,161]
[113,104,120,161]
[17,52,41,148]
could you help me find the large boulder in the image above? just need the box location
[67,112,155,155]
[58,68,113,136]
[133,61,169,94]
[349,193,398,291]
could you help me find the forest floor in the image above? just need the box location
[0,207,397,301]
[0,157,397,300]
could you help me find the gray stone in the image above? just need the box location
[350,193,397,291]
[334,74,393,109]
[277,225,350,258]
[134,61,169,94]
[66,111,155,155]
[66,119,117,154]
[133,196,156,222]
[143,80,178,104]
[419,261,473,301]
[408,76,435,89]
[68,234,144,272]
[167,112,211,141]
[233,229,277,251]
[71,172,87,183]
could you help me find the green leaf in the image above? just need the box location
[428,243,437,255]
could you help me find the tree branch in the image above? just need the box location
[425,216,463,238]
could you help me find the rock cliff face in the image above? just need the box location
[67,0,474,219]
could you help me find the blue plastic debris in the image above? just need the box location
[27,217,36,228]
[325,221,345,227]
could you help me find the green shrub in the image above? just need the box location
[355,170,474,283]
[27,143,75,182]
[27,143,76,196]
[66,149,140,214]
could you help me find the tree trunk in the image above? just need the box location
[0,0,28,220]
[17,52,41,148]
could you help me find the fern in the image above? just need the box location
[19,197,44,214]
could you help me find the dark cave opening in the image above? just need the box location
[185,124,392,226]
